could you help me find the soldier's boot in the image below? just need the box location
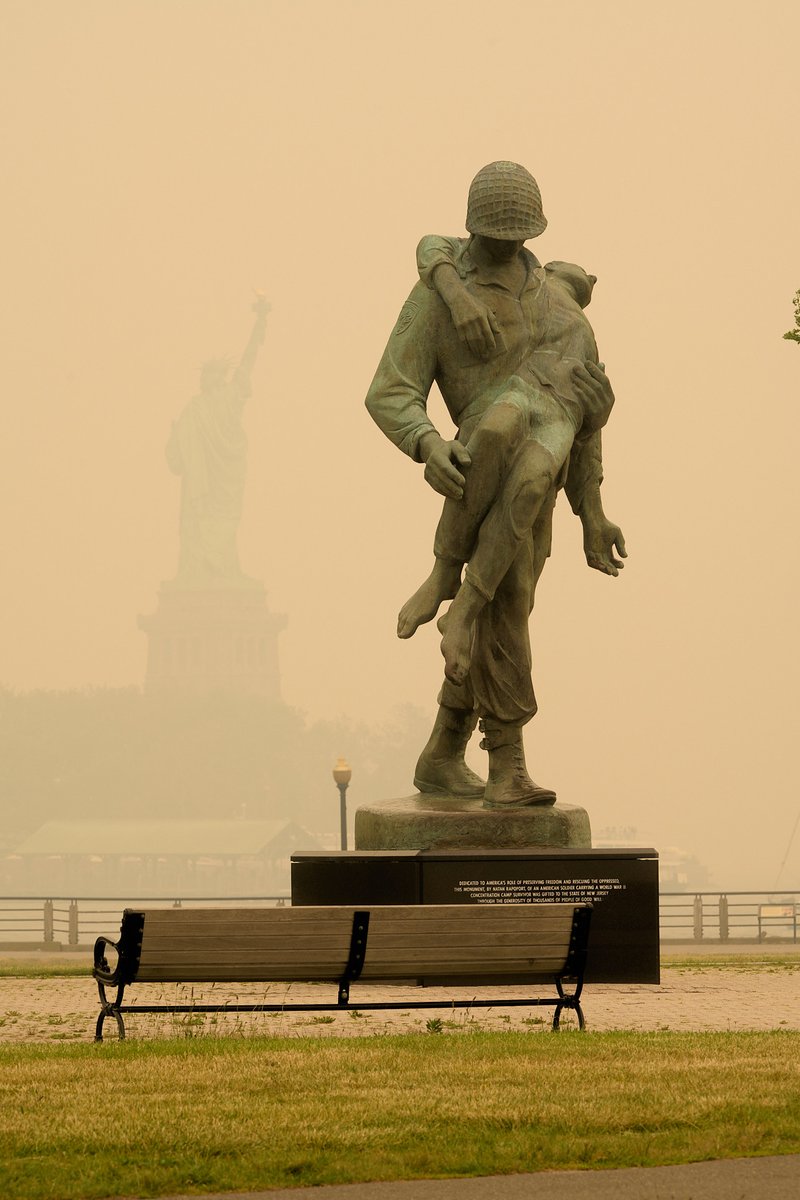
[414,705,485,798]
[480,717,557,808]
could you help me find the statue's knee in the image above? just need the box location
[474,402,525,453]
[509,473,554,536]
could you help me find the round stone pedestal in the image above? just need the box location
[354,793,591,852]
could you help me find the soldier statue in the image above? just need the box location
[366,162,626,807]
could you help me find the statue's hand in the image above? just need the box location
[584,517,627,576]
[572,361,615,432]
[448,292,501,360]
[420,434,472,500]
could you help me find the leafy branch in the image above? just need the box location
[783,289,800,344]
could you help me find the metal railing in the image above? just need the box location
[660,891,800,943]
[0,891,798,948]
[0,895,290,949]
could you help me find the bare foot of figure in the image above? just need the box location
[438,579,488,685]
[397,559,462,639]
[438,611,470,686]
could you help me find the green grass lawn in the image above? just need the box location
[1,1031,799,1199]
[0,960,89,978]
[662,955,800,972]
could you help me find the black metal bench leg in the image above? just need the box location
[553,976,586,1031]
[552,999,585,1031]
[95,981,126,1042]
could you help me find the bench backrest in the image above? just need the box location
[112,903,589,985]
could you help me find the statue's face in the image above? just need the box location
[478,236,525,263]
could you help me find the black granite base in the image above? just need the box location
[291,847,660,984]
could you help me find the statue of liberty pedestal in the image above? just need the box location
[139,295,285,697]
[166,294,270,587]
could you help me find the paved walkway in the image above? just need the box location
[1,958,799,1042]
[151,1156,800,1200]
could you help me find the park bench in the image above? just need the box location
[92,902,592,1040]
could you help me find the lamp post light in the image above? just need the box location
[332,757,352,851]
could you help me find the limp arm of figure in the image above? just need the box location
[417,235,501,361]
[565,427,627,577]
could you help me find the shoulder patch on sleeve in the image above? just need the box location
[393,300,419,336]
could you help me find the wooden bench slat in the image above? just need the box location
[139,951,349,968]
[139,912,354,927]
[139,907,359,920]
[135,959,570,983]
[137,932,353,946]
[366,905,574,918]
[360,945,569,964]
[133,929,571,954]
[139,942,568,966]
[362,918,574,933]
[135,968,345,982]
[365,930,572,950]
[137,904,578,922]
[361,959,570,977]
[137,918,575,940]
[136,932,353,947]
[138,910,353,927]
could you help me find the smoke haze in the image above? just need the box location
[2,0,799,889]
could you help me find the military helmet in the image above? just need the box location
[466,161,547,240]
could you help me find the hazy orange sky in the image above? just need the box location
[2,0,799,887]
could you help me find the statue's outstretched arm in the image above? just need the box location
[235,293,271,388]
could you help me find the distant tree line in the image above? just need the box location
[0,688,431,841]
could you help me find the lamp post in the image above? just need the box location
[332,757,352,851]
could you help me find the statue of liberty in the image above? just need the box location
[166,295,270,586]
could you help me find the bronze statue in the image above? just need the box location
[166,296,270,585]
[366,162,626,808]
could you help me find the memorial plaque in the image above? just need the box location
[419,849,659,983]
[291,847,659,983]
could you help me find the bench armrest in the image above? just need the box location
[93,910,145,986]
[93,936,120,986]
